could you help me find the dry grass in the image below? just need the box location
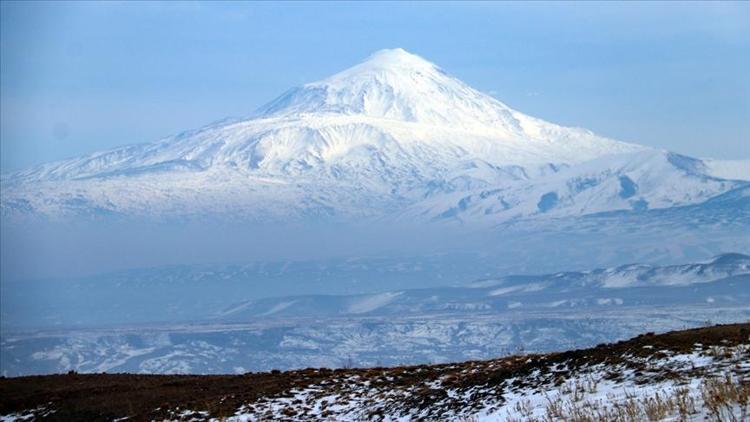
[529,372,750,422]
[701,373,750,421]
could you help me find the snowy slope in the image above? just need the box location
[0,49,745,222]
[405,150,742,224]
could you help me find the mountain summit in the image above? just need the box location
[257,48,519,129]
[1,49,746,222]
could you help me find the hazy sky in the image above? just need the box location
[1,1,748,171]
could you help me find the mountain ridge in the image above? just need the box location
[215,252,750,320]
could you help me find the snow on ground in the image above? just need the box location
[206,342,749,421]
[0,406,56,421]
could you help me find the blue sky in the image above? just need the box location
[1,1,748,171]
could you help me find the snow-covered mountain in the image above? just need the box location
[1,48,747,222]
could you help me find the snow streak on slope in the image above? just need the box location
[214,253,750,320]
[3,48,743,222]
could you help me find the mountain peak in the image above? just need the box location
[367,47,423,61]
[256,48,515,127]
[308,48,443,94]
[331,48,438,76]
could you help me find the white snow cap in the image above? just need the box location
[323,48,441,79]
[257,48,519,128]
